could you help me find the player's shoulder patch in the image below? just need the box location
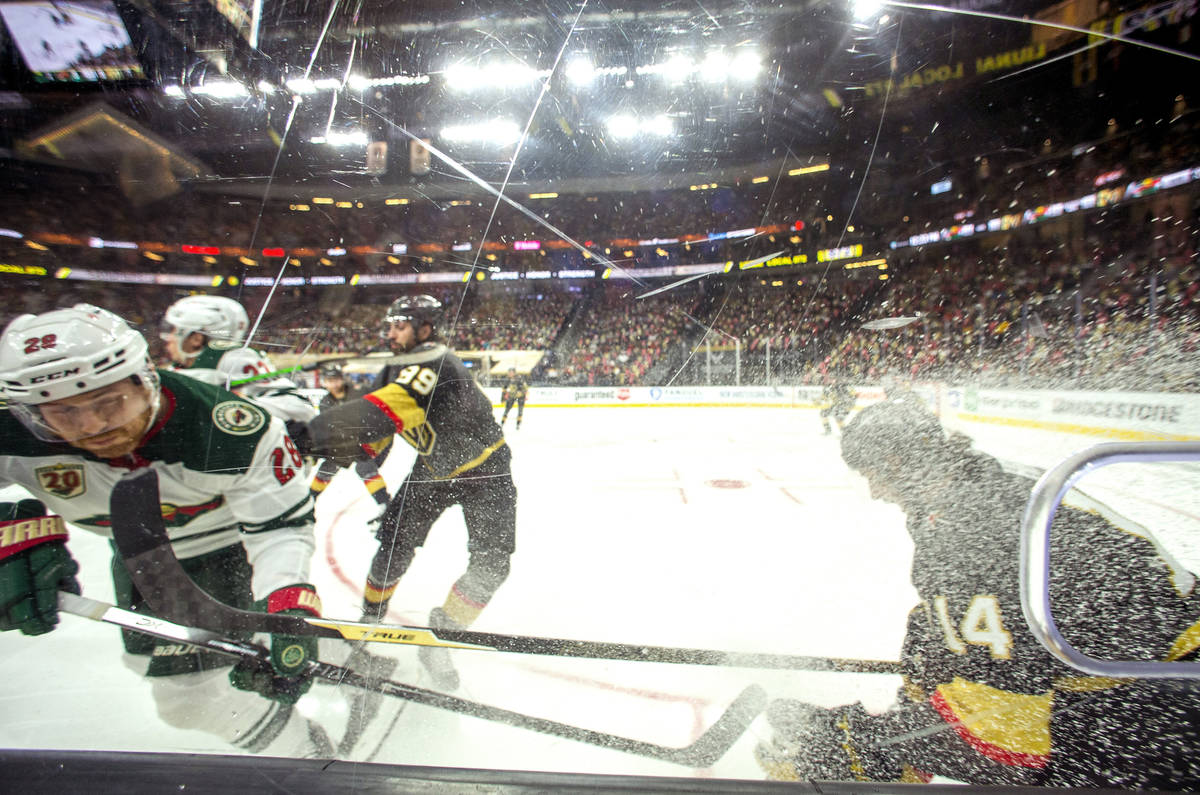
[212,399,268,436]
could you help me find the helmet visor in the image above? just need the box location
[11,376,156,444]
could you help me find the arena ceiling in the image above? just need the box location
[0,0,1193,206]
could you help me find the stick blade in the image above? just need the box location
[668,684,767,767]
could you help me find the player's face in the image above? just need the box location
[37,379,154,458]
[161,329,205,364]
[387,319,417,351]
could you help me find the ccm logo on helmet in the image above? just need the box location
[31,368,82,383]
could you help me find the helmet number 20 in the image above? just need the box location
[24,334,57,354]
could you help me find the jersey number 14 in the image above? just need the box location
[933,594,1014,659]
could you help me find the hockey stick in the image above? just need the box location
[57,591,763,767]
[111,468,899,674]
[230,355,357,388]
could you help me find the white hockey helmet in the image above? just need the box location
[161,295,250,347]
[0,304,161,441]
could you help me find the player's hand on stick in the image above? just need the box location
[229,583,321,704]
[0,499,80,636]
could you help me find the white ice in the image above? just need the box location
[0,405,1194,782]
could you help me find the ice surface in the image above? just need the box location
[1,404,1194,779]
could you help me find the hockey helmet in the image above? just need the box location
[840,397,945,482]
[0,304,161,442]
[160,295,250,347]
[385,294,443,334]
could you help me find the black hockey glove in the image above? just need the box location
[285,420,313,457]
[0,499,81,636]
[229,583,321,705]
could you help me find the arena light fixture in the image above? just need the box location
[441,120,522,146]
[605,114,638,140]
[286,77,317,94]
[730,51,762,80]
[312,197,334,205]
[565,58,595,86]
[853,0,885,19]
[163,85,185,98]
[663,55,692,83]
[192,81,248,98]
[698,52,730,83]
[788,163,830,175]
[319,130,369,147]
[445,62,545,92]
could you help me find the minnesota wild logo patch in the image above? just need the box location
[212,400,266,436]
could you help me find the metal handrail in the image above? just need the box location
[1020,441,1200,678]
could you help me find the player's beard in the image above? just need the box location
[69,403,156,459]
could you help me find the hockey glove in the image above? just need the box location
[0,500,81,636]
[285,420,313,457]
[229,583,322,705]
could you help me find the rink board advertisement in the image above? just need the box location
[478,385,1200,441]
[942,387,1200,441]
[482,385,834,407]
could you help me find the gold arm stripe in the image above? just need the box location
[438,438,507,481]
[365,384,426,432]
[1166,617,1200,662]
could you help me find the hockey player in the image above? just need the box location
[160,294,251,376]
[756,398,1200,788]
[819,377,854,435]
[0,304,335,757]
[499,367,528,429]
[309,364,391,520]
[290,294,516,690]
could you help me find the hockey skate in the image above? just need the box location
[418,607,462,691]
